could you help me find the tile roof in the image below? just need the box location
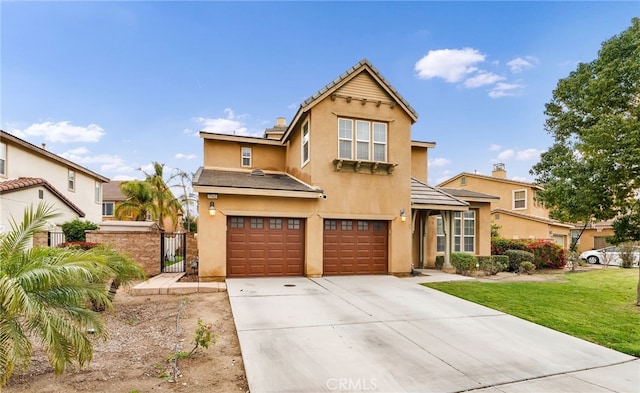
[438,187,500,200]
[411,178,468,207]
[103,181,126,201]
[492,208,573,228]
[193,168,322,193]
[301,59,419,120]
[437,172,543,189]
[0,177,85,217]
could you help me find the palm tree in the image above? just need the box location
[142,162,183,231]
[170,169,198,232]
[0,203,145,386]
[115,180,157,222]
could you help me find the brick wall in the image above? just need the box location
[33,231,48,247]
[85,231,199,278]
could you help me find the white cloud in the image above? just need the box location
[428,157,451,167]
[175,153,197,160]
[497,149,515,160]
[14,121,105,143]
[488,144,502,151]
[489,82,526,98]
[507,56,539,73]
[516,148,543,161]
[194,107,261,137]
[112,174,139,181]
[463,72,505,88]
[511,176,529,182]
[58,148,134,175]
[415,48,485,83]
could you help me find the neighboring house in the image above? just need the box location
[0,130,108,228]
[102,180,183,231]
[193,59,491,280]
[437,163,573,249]
[0,177,85,237]
[570,220,615,254]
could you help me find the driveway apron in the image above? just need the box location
[226,275,639,393]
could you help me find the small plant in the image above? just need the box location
[477,256,506,276]
[189,319,216,356]
[619,243,639,268]
[504,250,535,272]
[450,252,477,276]
[519,261,536,275]
[61,218,99,242]
[435,255,444,270]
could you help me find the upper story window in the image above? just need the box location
[513,189,526,210]
[338,118,387,162]
[302,121,310,166]
[0,142,6,176]
[102,202,114,216]
[241,147,252,168]
[95,181,102,203]
[68,170,76,191]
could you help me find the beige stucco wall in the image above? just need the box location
[197,81,415,280]
[203,139,286,171]
[440,175,548,218]
[575,227,614,253]
[493,213,570,249]
[411,147,428,183]
[3,142,103,223]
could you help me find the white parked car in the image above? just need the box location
[579,246,640,266]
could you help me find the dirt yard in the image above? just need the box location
[3,287,249,393]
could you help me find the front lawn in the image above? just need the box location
[424,269,640,356]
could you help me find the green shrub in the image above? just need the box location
[527,240,566,269]
[492,255,509,270]
[450,252,477,276]
[61,219,99,242]
[478,256,506,276]
[435,255,444,270]
[504,249,535,272]
[619,243,639,268]
[491,238,530,255]
[519,261,536,275]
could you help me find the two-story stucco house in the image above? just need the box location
[0,130,108,232]
[438,163,573,249]
[193,60,500,280]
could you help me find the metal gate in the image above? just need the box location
[48,231,65,247]
[161,232,186,273]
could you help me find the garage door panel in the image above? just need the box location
[227,216,304,278]
[323,219,388,276]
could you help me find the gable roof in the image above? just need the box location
[438,187,500,202]
[437,172,543,190]
[103,180,126,201]
[0,130,109,182]
[411,178,468,210]
[283,59,418,142]
[0,177,85,217]
[492,208,573,228]
[193,167,323,198]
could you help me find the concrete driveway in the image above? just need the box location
[227,275,639,393]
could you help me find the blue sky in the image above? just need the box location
[2,1,638,185]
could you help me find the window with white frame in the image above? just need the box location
[68,170,76,191]
[102,202,114,216]
[337,118,387,162]
[95,181,102,203]
[513,189,526,210]
[241,147,252,167]
[302,121,310,165]
[0,142,6,176]
[436,216,445,252]
[451,211,476,253]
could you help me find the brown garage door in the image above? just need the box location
[227,217,304,277]
[323,219,388,275]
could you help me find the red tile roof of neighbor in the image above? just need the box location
[0,177,85,217]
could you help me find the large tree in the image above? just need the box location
[115,180,158,222]
[531,18,640,303]
[0,204,145,385]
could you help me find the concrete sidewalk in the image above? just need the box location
[130,273,226,295]
[227,275,639,393]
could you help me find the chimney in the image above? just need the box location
[264,117,287,140]
[492,163,506,179]
[41,143,46,150]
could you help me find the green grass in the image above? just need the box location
[424,269,640,356]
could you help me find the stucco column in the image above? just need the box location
[305,214,323,277]
[443,210,453,269]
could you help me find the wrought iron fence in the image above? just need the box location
[160,232,187,273]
